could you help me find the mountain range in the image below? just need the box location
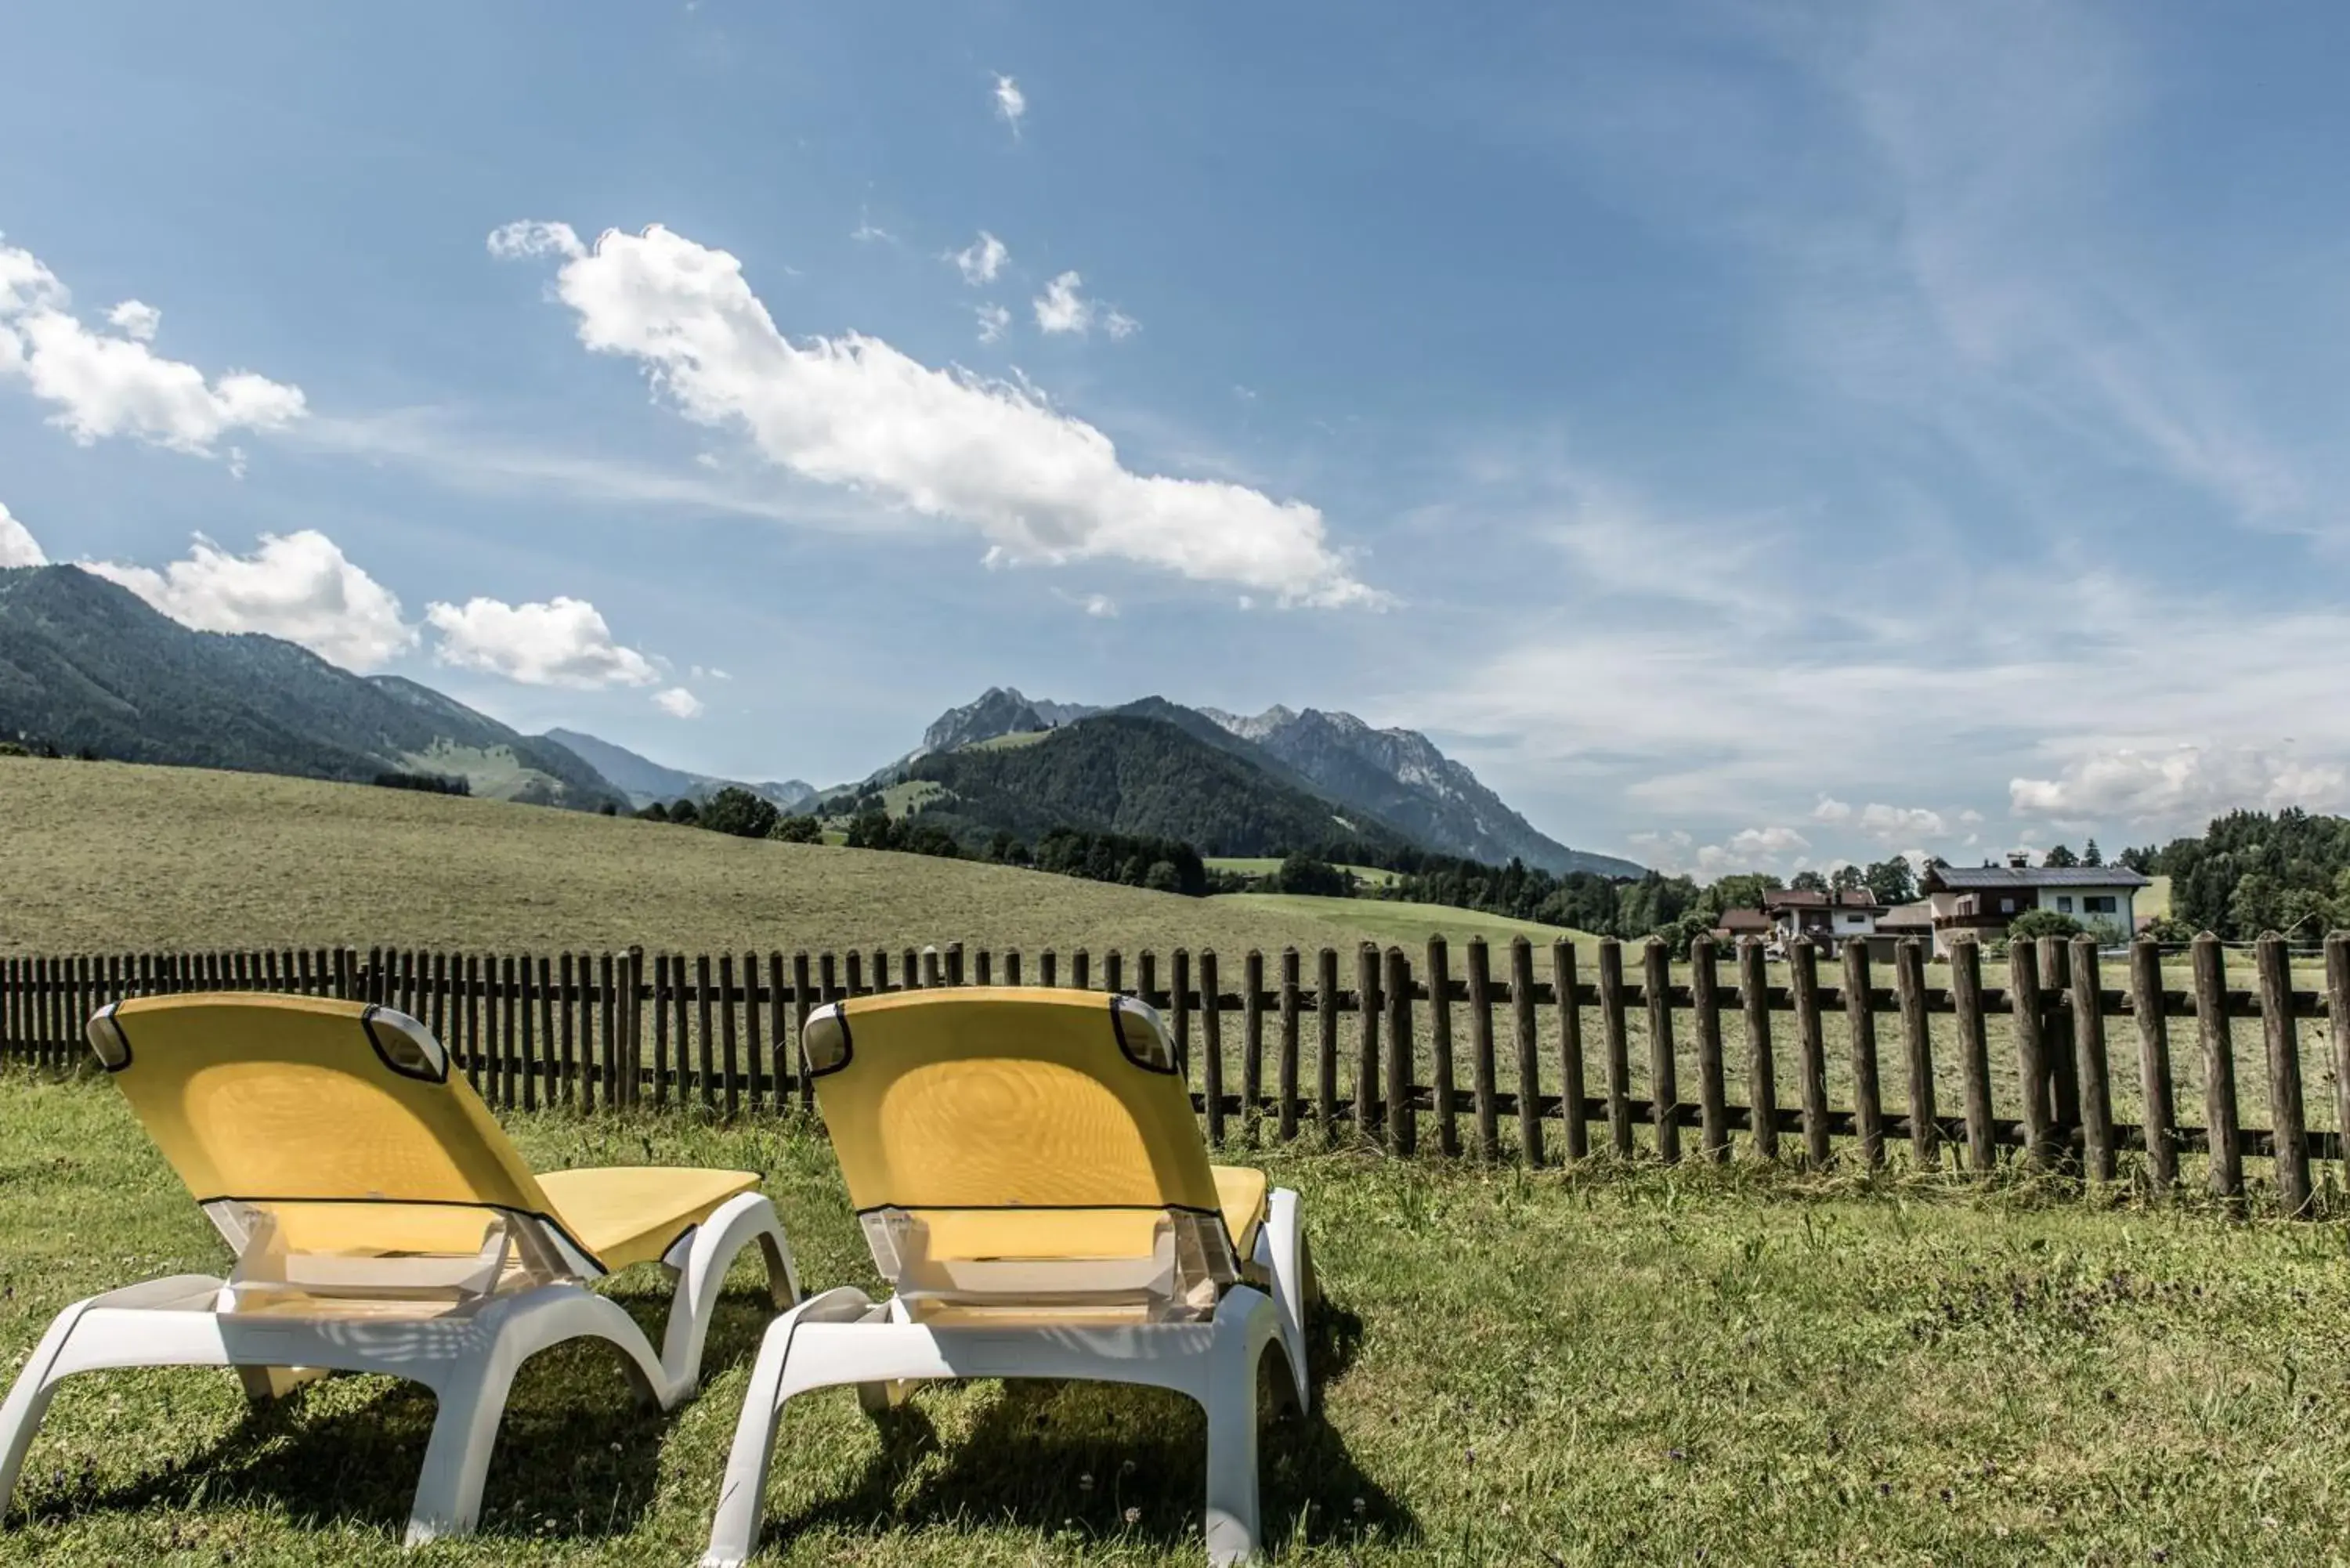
[0,563,1636,876]
[0,565,623,811]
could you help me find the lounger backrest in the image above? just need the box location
[89,993,568,1265]
[804,987,1237,1311]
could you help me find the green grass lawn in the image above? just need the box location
[5,1069,2348,1564]
[1212,893,1596,954]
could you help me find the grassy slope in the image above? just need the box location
[0,758,1447,959]
[1205,858,1401,889]
[1214,892,1598,953]
[3,1071,2347,1565]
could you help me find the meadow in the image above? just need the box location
[5,1071,2350,1565]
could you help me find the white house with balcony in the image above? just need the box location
[1918,856,2150,957]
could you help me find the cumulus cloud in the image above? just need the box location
[1730,826,1810,857]
[974,302,1010,345]
[495,222,1376,606]
[1631,825,1810,876]
[84,530,416,670]
[0,502,45,567]
[653,685,704,718]
[0,237,305,455]
[993,74,1026,133]
[1032,272,1135,339]
[106,300,161,341]
[424,594,660,688]
[1811,797,1853,824]
[949,231,1007,286]
[2011,746,2350,826]
[486,220,588,262]
[1856,804,1947,842]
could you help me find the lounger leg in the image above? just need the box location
[1203,1295,1274,1567]
[658,1193,800,1403]
[406,1290,667,1545]
[235,1364,332,1405]
[702,1288,877,1568]
[1258,1188,1313,1414]
[0,1301,92,1521]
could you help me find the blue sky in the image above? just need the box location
[5,1,2350,877]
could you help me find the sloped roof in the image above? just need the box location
[1922,864,2150,891]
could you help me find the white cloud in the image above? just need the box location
[498,222,1378,606]
[949,231,1007,286]
[425,594,660,688]
[1104,309,1139,341]
[1033,271,1090,335]
[1811,797,1853,824]
[653,685,704,719]
[83,530,416,671]
[1631,824,1810,878]
[0,238,305,457]
[486,220,588,262]
[974,302,1010,345]
[690,664,732,681]
[106,300,161,341]
[993,74,1026,133]
[1856,803,1947,842]
[2011,746,2350,828]
[1083,593,1117,618]
[1730,826,1810,857]
[0,502,45,567]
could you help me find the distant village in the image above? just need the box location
[1712,851,2152,961]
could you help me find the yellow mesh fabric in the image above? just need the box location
[815,988,1253,1263]
[104,994,757,1272]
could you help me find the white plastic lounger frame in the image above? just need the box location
[701,988,1314,1567]
[0,995,801,1547]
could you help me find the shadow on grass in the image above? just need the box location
[20,1288,784,1541]
[764,1295,1411,1558]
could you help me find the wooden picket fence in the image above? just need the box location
[5,930,2349,1216]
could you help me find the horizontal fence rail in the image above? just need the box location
[5,931,2349,1216]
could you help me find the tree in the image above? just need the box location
[2007,909,2084,943]
[635,801,670,822]
[770,814,821,844]
[2082,838,2103,867]
[1144,860,1184,894]
[1791,869,1829,894]
[667,797,700,827]
[2042,844,2081,868]
[843,811,893,849]
[1831,863,1866,894]
[1277,852,1349,898]
[700,786,779,839]
[1863,856,1918,906]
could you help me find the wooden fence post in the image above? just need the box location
[2037,935,2081,1164]
[1200,950,1226,1147]
[1072,948,1090,991]
[2008,941,2053,1169]
[1355,944,1381,1145]
[1466,937,1499,1160]
[1509,938,1544,1165]
[2069,935,2114,1183]
[2259,932,2312,1216]
[1428,938,1459,1158]
[2330,933,2350,1198]
[2192,933,2241,1201]
[1689,938,1726,1162]
[1278,948,1302,1143]
[2130,938,2176,1192]
[1950,939,1994,1171]
[947,942,965,986]
[696,953,717,1115]
[1842,941,1882,1170]
[743,950,765,1116]
[1739,938,1777,1161]
[1642,938,1678,1164]
[1386,945,1415,1157]
[1894,940,1936,1165]
[1788,940,1831,1168]
[598,952,618,1114]
[1172,949,1191,1082]
[1244,951,1266,1133]
[1316,947,1340,1141]
[1598,939,1632,1157]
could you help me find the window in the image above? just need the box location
[2084,895,2117,914]
[2000,898,2016,913]
[2056,895,2073,913]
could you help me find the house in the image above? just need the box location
[1918,854,2151,956]
[1759,887,1886,956]
[1711,908,1773,945]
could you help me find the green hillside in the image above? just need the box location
[906,714,1408,858]
[1214,892,1600,952]
[0,757,1441,959]
[0,565,624,811]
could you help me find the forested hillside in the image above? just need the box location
[2129,809,2350,938]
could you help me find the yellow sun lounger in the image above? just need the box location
[0,993,798,1545]
[702,987,1313,1567]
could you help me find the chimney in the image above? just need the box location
[2007,851,2030,869]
